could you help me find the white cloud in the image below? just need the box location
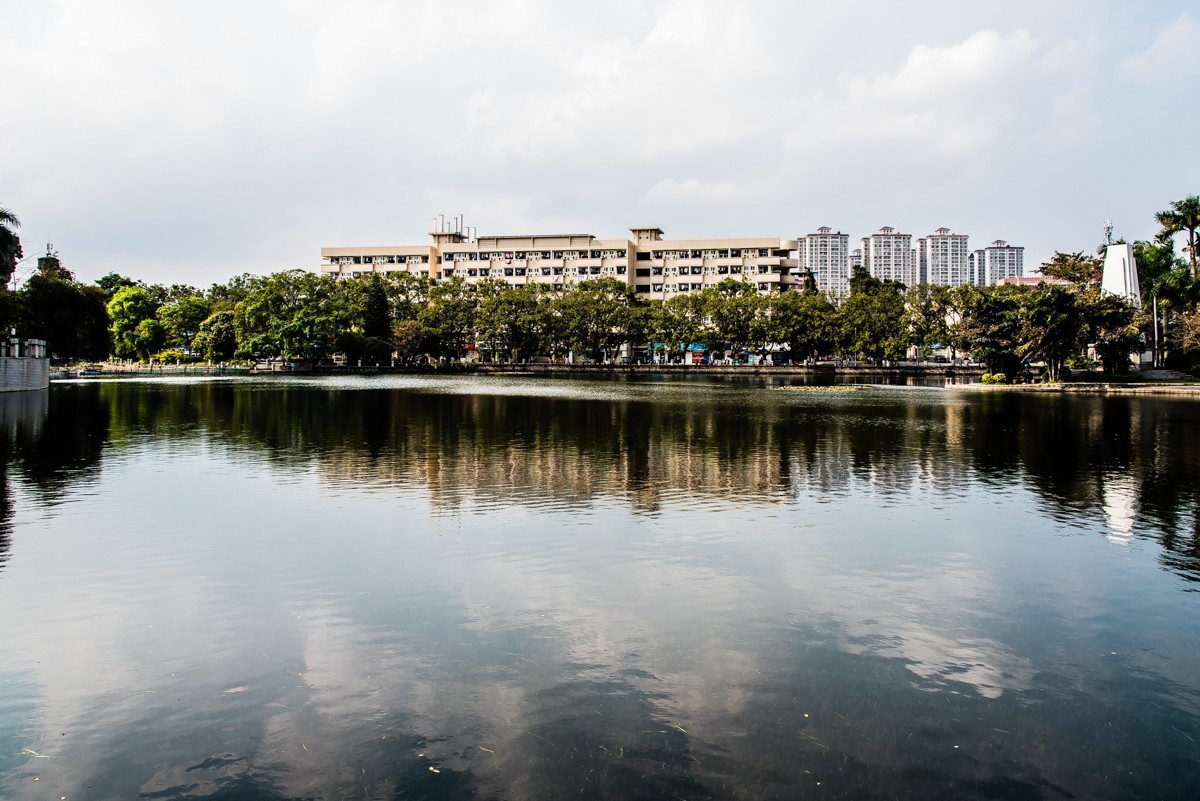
[785,29,1044,163]
[1117,13,1200,88]
[644,177,756,205]
[0,1,1196,284]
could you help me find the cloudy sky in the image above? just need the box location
[2,0,1198,287]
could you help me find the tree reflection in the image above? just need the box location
[11,384,108,502]
[0,386,111,575]
[17,380,1196,587]
[0,391,49,573]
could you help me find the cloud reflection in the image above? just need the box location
[2,380,1199,799]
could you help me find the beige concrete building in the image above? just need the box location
[321,224,799,297]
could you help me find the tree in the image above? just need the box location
[381,271,432,322]
[157,295,212,352]
[837,267,906,361]
[555,277,637,362]
[108,285,161,360]
[392,319,424,363]
[704,280,764,355]
[0,286,21,334]
[769,290,836,361]
[192,310,237,362]
[1132,240,1191,365]
[0,206,21,287]
[358,273,392,341]
[1134,240,1184,300]
[338,273,395,364]
[94,273,139,300]
[476,282,550,362]
[1040,251,1102,288]
[1081,291,1145,374]
[953,284,1025,378]
[21,275,111,361]
[133,318,166,361]
[418,277,477,360]
[1181,310,1200,353]
[801,271,819,295]
[207,273,259,312]
[233,270,345,361]
[654,293,708,358]
[903,284,951,358]
[1019,285,1083,382]
[1155,194,1200,279]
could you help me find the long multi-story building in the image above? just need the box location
[321,224,800,298]
[969,240,1024,285]
[797,226,850,297]
[861,227,915,286]
[917,227,971,287]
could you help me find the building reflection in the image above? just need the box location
[5,381,1200,799]
[38,380,1197,585]
[0,386,112,574]
[0,392,48,572]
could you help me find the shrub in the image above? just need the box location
[981,372,1007,385]
[151,349,197,364]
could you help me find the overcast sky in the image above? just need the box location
[2,0,1198,287]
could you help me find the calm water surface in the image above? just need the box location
[0,376,1197,800]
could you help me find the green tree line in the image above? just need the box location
[1,197,1198,378]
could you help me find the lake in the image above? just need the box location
[1,376,1197,800]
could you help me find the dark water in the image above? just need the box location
[1,376,1198,801]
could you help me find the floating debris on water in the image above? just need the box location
[776,385,869,391]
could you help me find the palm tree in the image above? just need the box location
[1155,195,1200,279]
[0,206,21,286]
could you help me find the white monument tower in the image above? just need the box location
[1100,220,1141,307]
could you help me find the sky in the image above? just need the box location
[2,0,1198,287]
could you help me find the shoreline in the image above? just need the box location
[954,382,1200,396]
[48,363,1200,395]
[57,362,984,379]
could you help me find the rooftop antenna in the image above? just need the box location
[1103,219,1114,246]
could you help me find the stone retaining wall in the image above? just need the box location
[0,338,50,392]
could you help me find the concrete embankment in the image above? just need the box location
[53,364,253,378]
[475,363,983,378]
[0,338,49,392]
[60,361,990,381]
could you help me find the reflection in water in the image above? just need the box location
[0,391,50,572]
[0,377,1197,800]
[75,378,1200,581]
